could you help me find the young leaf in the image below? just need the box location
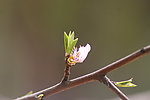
[64,31,78,54]
[37,94,44,100]
[69,31,74,40]
[70,38,78,53]
[64,32,68,52]
[114,78,137,87]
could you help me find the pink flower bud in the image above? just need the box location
[68,44,91,65]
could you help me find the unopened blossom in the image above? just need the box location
[68,44,91,65]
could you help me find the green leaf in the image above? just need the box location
[114,78,137,87]
[37,94,44,100]
[69,31,74,40]
[64,32,68,52]
[64,31,78,54]
[72,38,78,50]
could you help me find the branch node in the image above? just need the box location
[140,48,146,53]
[100,75,110,87]
[100,76,129,100]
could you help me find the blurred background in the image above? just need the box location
[0,0,150,100]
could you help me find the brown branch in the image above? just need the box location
[100,75,129,100]
[94,45,150,75]
[15,45,150,100]
[61,54,71,82]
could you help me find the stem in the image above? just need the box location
[61,54,71,82]
[61,65,71,82]
[15,45,150,100]
[101,76,129,100]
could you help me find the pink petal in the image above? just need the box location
[78,44,91,62]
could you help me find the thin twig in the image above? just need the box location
[15,45,150,100]
[100,76,129,100]
[61,54,71,82]
[61,65,71,82]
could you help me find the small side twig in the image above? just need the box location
[61,54,71,82]
[62,65,71,82]
[100,75,129,100]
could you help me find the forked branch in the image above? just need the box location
[15,45,150,100]
[100,75,129,100]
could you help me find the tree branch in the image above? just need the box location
[61,54,71,82]
[100,75,129,100]
[15,45,150,100]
